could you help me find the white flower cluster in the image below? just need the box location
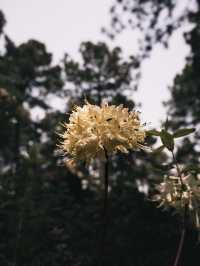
[60,102,146,163]
[154,174,200,212]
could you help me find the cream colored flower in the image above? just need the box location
[60,102,146,163]
[154,174,200,211]
[153,174,200,229]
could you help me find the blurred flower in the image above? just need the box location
[0,88,16,104]
[65,159,84,178]
[153,174,200,214]
[59,102,146,163]
[0,88,9,98]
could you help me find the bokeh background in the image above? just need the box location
[0,0,200,265]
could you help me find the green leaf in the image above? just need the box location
[152,145,165,153]
[173,128,195,138]
[146,130,161,137]
[182,164,200,173]
[164,117,170,131]
[158,163,173,171]
[160,130,174,151]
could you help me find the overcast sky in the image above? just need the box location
[1,0,190,127]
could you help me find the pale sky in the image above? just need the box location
[1,0,190,127]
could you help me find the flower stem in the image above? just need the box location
[103,150,109,237]
[172,151,183,186]
[173,228,185,266]
[171,151,187,266]
[99,149,109,265]
[173,204,187,266]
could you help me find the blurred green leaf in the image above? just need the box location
[164,117,170,131]
[152,145,165,153]
[173,128,195,138]
[146,130,161,137]
[160,130,174,151]
[182,164,200,173]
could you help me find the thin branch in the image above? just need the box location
[173,204,187,266]
[98,149,109,265]
[172,151,183,185]
[171,151,188,266]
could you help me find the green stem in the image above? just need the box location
[173,205,187,266]
[171,151,187,266]
[172,151,183,186]
[102,150,109,244]
[99,149,109,265]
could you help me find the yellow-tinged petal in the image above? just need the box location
[59,102,146,163]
